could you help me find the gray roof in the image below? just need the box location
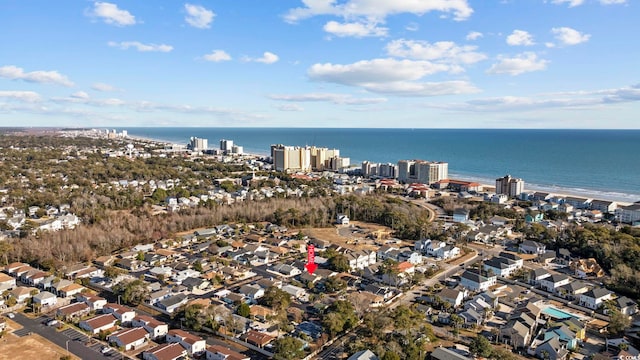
[347,349,379,360]
[583,287,612,299]
[431,347,472,360]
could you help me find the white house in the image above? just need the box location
[519,240,546,255]
[76,294,107,311]
[143,343,188,360]
[103,303,137,325]
[166,329,207,355]
[132,315,169,340]
[539,273,571,294]
[32,291,57,308]
[108,327,150,351]
[205,345,251,360]
[579,288,614,310]
[336,214,349,225]
[79,314,118,334]
[460,270,497,292]
[282,284,307,301]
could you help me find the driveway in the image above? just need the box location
[10,313,128,360]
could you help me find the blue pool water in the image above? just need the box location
[543,306,579,319]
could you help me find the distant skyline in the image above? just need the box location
[1,0,639,129]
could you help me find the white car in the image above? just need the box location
[7,313,15,319]
[100,346,112,354]
[46,319,59,326]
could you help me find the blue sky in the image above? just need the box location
[0,0,638,128]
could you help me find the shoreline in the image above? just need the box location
[119,131,638,205]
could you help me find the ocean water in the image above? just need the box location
[123,128,640,203]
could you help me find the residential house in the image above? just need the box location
[580,288,614,310]
[241,330,275,348]
[10,286,34,303]
[205,345,250,360]
[157,294,188,313]
[453,208,470,223]
[348,349,379,360]
[32,291,57,308]
[590,200,617,214]
[534,337,568,360]
[557,281,590,301]
[271,264,301,277]
[0,272,16,291]
[238,284,264,304]
[529,268,551,285]
[564,197,591,209]
[345,250,376,270]
[501,319,532,349]
[166,329,207,355]
[148,288,172,306]
[108,327,150,351]
[143,343,188,360]
[460,270,497,292]
[57,283,85,298]
[132,315,169,340]
[614,296,638,316]
[543,325,579,350]
[336,214,349,225]
[519,240,546,255]
[430,347,472,360]
[76,294,107,311]
[79,313,118,334]
[103,303,136,325]
[56,302,91,321]
[540,273,572,294]
[437,288,465,308]
[281,284,307,301]
[460,308,483,327]
[570,258,605,279]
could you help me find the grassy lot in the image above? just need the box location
[0,330,80,360]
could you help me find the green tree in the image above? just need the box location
[193,260,203,272]
[607,308,631,336]
[151,188,168,202]
[382,351,401,360]
[470,335,493,357]
[184,303,207,331]
[273,336,304,360]
[261,286,291,313]
[328,254,349,272]
[237,303,251,318]
[114,279,149,306]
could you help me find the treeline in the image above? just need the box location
[2,197,335,270]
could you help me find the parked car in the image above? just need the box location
[46,319,59,327]
[6,313,15,319]
[101,346,112,354]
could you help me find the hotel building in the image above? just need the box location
[397,160,448,185]
[496,175,525,198]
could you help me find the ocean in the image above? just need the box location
[122,128,640,203]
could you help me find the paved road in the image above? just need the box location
[11,313,128,360]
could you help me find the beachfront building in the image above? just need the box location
[188,137,208,151]
[219,139,233,153]
[362,161,397,179]
[496,175,525,198]
[271,144,347,172]
[615,203,640,224]
[397,160,448,185]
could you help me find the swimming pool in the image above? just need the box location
[543,306,579,319]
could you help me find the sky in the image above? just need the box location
[0,0,639,129]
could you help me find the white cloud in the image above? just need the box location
[386,39,487,65]
[243,52,279,64]
[89,2,136,26]
[277,104,304,111]
[92,82,119,92]
[108,41,173,52]
[0,65,74,87]
[0,90,41,103]
[202,50,232,62]
[405,22,419,31]
[269,93,387,105]
[284,0,474,23]
[466,31,483,41]
[71,91,90,99]
[429,84,640,112]
[599,0,626,4]
[323,20,388,38]
[550,0,585,7]
[551,27,590,46]
[487,52,548,75]
[184,4,215,29]
[308,58,479,96]
[506,30,535,46]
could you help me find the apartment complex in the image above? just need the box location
[397,160,448,185]
[361,161,397,179]
[189,137,208,151]
[496,175,525,198]
[271,144,348,172]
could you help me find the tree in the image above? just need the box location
[104,266,124,279]
[261,286,291,313]
[151,188,168,203]
[607,308,630,336]
[382,351,401,360]
[273,336,304,360]
[328,254,349,272]
[193,260,203,272]
[184,303,207,331]
[237,303,251,318]
[470,335,493,358]
[114,279,149,306]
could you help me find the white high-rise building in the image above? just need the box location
[220,139,233,153]
[189,137,208,151]
[495,175,524,198]
[397,160,448,184]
